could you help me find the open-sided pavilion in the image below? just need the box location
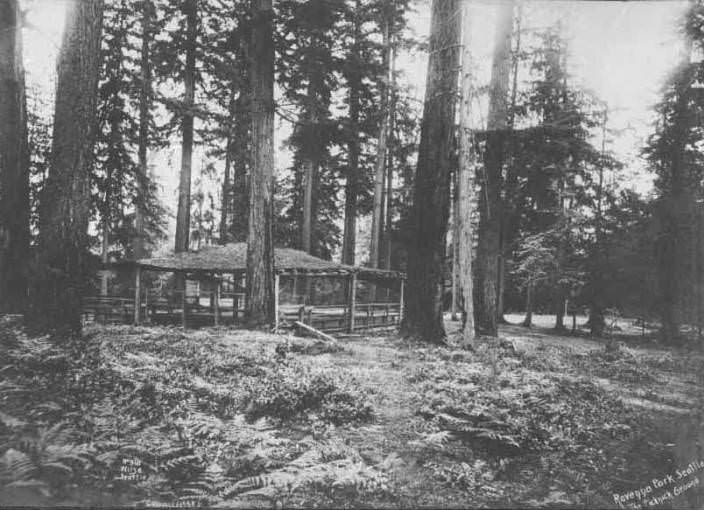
[83,242,405,334]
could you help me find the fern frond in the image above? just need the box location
[0,448,36,482]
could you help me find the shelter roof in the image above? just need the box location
[125,243,404,280]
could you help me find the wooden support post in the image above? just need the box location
[144,285,149,322]
[134,266,142,325]
[274,273,280,330]
[214,279,220,326]
[399,279,404,325]
[181,280,187,329]
[348,273,357,333]
[232,273,237,323]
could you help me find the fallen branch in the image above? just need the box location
[293,321,338,343]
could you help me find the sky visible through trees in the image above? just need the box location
[22,0,687,245]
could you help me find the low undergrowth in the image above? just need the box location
[401,342,690,507]
[0,325,379,507]
[1,323,701,508]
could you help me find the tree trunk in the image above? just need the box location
[341,7,361,266]
[402,0,460,343]
[301,78,319,255]
[219,87,236,245]
[341,148,358,265]
[246,0,275,327]
[497,3,521,323]
[0,0,30,314]
[382,36,397,271]
[301,155,315,254]
[474,0,513,337]
[589,110,607,337]
[522,282,533,327]
[369,17,391,269]
[458,2,475,347]
[219,134,233,244]
[554,293,566,330]
[100,163,111,297]
[133,0,152,260]
[228,17,252,243]
[27,0,104,336]
[451,169,460,321]
[175,0,197,255]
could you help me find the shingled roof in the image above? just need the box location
[130,242,404,280]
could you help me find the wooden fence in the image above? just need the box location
[82,280,404,335]
[279,302,402,334]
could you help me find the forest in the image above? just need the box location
[1,0,704,508]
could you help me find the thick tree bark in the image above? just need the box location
[402,0,460,343]
[458,2,475,347]
[133,0,152,260]
[246,0,275,327]
[27,0,104,336]
[0,0,30,314]
[175,0,197,254]
[474,0,513,337]
[369,18,391,269]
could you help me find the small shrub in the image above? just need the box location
[245,364,374,425]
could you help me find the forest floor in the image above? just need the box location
[1,315,704,508]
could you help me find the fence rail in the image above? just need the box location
[83,292,403,335]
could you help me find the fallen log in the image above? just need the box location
[294,321,338,343]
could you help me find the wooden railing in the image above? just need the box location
[145,290,245,327]
[279,301,402,334]
[82,296,136,325]
[83,293,403,335]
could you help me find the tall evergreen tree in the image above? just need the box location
[457,0,475,347]
[277,0,344,257]
[506,25,609,330]
[0,0,30,313]
[246,0,275,326]
[339,0,409,266]
[28,0,105,336]
[174,0,198,254]
[646,0,704,343]
[94,0,165,266]
[402,0,460,343]
[134,0,156,259]
[474,0,514,337]
[340,0,364,265]
[369,2,393,269]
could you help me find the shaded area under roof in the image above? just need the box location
[124,242,405,280]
